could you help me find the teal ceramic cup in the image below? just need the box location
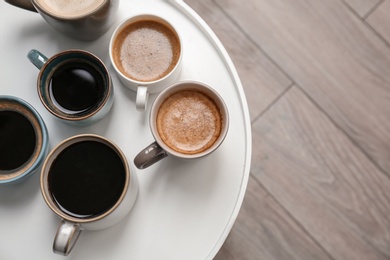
[28,49,114,126]
[0,95,49,184]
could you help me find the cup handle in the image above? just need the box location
[53,220,82,256]
[136,86,149,111]
[134,142,168,169]
[4,0,37,12]
[27,49,48,70]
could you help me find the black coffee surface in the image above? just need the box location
[49,141,126,218]
[0,111,36,171]
[49,62,104,113]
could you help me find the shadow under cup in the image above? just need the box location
[0,96,48,184]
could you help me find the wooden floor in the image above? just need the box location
[184,0,390,259]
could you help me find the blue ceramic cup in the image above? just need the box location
[28,49,114,126]
[0,95,49,184]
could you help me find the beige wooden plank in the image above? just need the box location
[214,175,331,260]
[184,0,292,121]
[344,0,381,17]
[367,0,390,43]
[252,86,390,259]
[216,0,390,174]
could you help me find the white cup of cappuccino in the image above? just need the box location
[109,14,183,111]
[134,81,229,169]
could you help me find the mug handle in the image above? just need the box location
[53,220,82,256]
[136,86,149,111]
[134,142,168,169]
[27,49,48,70]
[4,0,37,12]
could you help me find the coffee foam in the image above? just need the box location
[156,90,222,154]
[36,0,105,17]
[112,19,180,82]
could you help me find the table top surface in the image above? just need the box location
[0,0,251,259]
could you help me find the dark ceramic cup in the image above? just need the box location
[4,0,119,40]
[27,49,114,126]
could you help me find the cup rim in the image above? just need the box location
[149,80,229,159]
[40,134,130,223]
[0,95,49,184]
[31,0,109,20]
[109,14,183,86]
[37,49,112,122]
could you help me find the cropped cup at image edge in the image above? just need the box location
[4,0,119,40]
[0,95,49,184]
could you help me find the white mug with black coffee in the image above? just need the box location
[109,14,183,111]
[40,134,138,256]
[28,49,113,126]
[134,81,229,169]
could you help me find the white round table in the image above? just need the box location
[0,0,251,259]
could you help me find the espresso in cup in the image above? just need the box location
[0,110,36,171]
[28,49,113,125]
[110,14,183,111]
[48,140,126,218]
[0,96,48,184]
[49,60,106,114]
[134,81,229,169]
[41,134,138,255]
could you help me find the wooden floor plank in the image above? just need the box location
[213,175,331,260]
[251,86,390,260]
[183,0,390,259]
[343,0,381,17]
[184,0,292,121]
[367,0,390,44]
[216,0,390,175]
